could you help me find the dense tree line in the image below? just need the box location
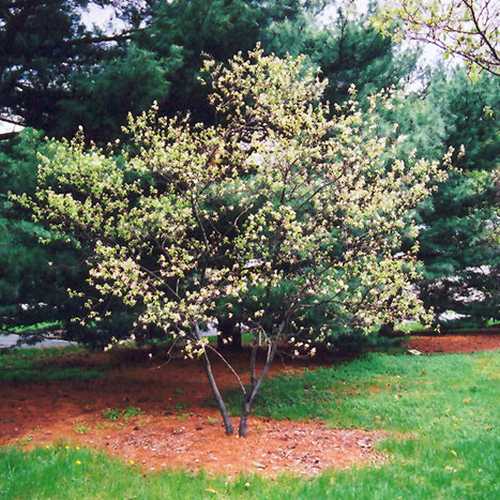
[1,0,498,345]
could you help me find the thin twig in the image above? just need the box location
[207,344,247,395]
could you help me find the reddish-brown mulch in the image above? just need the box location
[408,333,500,354]
[0,350,384,477]
[9,412,385,477]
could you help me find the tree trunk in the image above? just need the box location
[193,322,233,435]
[379,322,396,338]
[232,328,242,350]
[202,349,234,435]
[238,341,278,437]
[238,402,251,438]
[217,318,242,351]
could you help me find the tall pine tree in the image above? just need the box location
[418,69,499,326]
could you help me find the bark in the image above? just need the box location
[202,349,234,435]
[250,344,258,387]
[238,402,251,438]
[232,329,242,350]
[194,323,233,435]
[379,322,397,338]
[238,341,278,437]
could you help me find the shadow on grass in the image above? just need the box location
[0,347,105,382]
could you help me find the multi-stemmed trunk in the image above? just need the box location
[197,323,279,437]
[238,341,277,437]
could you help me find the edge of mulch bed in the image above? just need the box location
[399,328,500,337]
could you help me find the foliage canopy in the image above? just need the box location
[22,48,449,434]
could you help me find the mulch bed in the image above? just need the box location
[13,412,385,477]
[407,333,500,354]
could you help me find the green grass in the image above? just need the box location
[397,319,500,333]
[2,320,63,335]
[1,351,499,499]
[230,352,499,427]
[0,347,104,382]
[102,406,142,421]
[397,320,426,333]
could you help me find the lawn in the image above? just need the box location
[0,347,104,382]
[0,349,498,499]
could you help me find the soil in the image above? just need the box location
[1,333,498,477]
[407,333,500,354]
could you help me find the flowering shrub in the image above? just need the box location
[22,46,449,436]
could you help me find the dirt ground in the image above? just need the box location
[407,332,500,354]
[1,333,498,477]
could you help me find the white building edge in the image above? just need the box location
[0,119,24,140]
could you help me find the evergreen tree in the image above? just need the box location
[3,1,410,140]
[265,7,417,104]
[0,129,81,335]
[0,129,142,346]
[54,44,179,140]
[1,1,323,139]
[0,1,134,134]
[417,70,499,326]
[133,0,323,124]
